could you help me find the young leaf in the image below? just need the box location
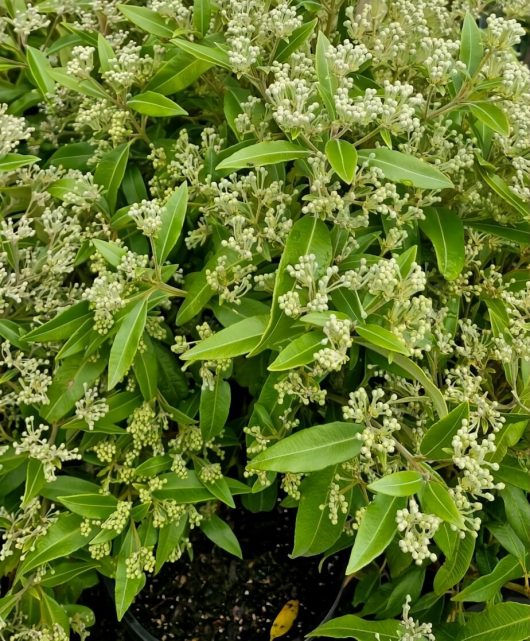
[0,154,40,172]
[171,38,231,69]
[200,515,242,559]
[268,332,324,371]
[155,517,187,573]
[133,335,158,400]
[146,50,213,95]
[325,139,358,183]
[419,207,465,280]
[477,167,529,218]
[469,102,509,137]
[115,525,146,621]
[433,532,475,594]
[92,239,126,267]
[193,0,211,35]
[292,465,351,557]
[420,481,465,529]
[368,471,424,497]
[456,603,530,641]
[420,402,469,459]
[315,32,336,118]
[276,18,318,63]
[94,142,130,213]
[453,554,525,602]
[216,141,310,170]
[356,324,409,355]
[25,301,91,343]
[118,4,177,37]
[199,378,231,441]
[346,495,407,575]
[48,142,94,170]
[250,422,363,473]
[501,485,530,547]
[154,182,188,263]
[459,13,484,76]
[57,493,118,519]
[26,46,55,96]
[127,91,188,117]
[108,298,148,389]
[181,315,268,362]
[308,615,400,640]
[358,149,453,190]
[97,33,115,73]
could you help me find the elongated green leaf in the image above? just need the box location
[292,465,351,557]
[276,18,318,63]
[469,102,509,137]
[0,154,40,172]
[22,459,45,507]
[251,422,362,473]
[25,301,91,342]
[97,33,115,73]
[40,560,99,588]
[488,522,527,563]
[200,515,242,558]
[216,140,310,170]
[108,298,148,389]
[94,142,130,213]
[419,207,465,280]
[477,168,529,218]
[193,0,211,35]
[457,603,530,641]
[200,378,231,441]
[501,485,530,547]
[420,402,469,459]
[57,493,118,519]
[453,554,525,602]
[356,324,409,355]
[48,142,94,170]
[115,526,146,621]
[460,13,483,76]
[358,149,453,190]
[146,50,213,94]
[26,46,55,95]
[346,495,407,575]
[368,471,424,497]
[326,139,358,183]
[182,315,267,362]
[92,239,126,267]
[133,335,158,400]
[420,481,465,529]
[250,216,332,355]
[308,615,400,640]
[118,4,177,37]
[127,91,187,117]
[434,532,475,594]
[316,32,336,118]
[172,38,231,69]
[18,513,85,575]
[155,517,187,573]
[155,182,188,263]
[48,68,108,100]
[268,332,324,371]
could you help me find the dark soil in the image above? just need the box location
[132,506,346,641]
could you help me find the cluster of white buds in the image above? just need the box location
[125,546,156,579]
[396,499,441,564]
[485,14,526,49]
[83,271,125,334]
[206,255,256,305]
[103,41,153,88]
[66,46,95,79]
[0,103,34,156]
[326,40,372,76]
[314,315,353,373]
[75,385,109,430]
[1,342,52,406]
[398,595,436,641]
[129,199,164,238]
[281,473,303,500]
[100,500,131,534]
[320,476,349,525]
[199,462,223,483]
[92,441,116,464]
[244,425,271,454]
[126,403,164,457]
[0,498,56,562]
[275,371,326,406]
[152,500,186,529]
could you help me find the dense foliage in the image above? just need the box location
[1,0,530,639]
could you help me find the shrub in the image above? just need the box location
[1,1,530,639]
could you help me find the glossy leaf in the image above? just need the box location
[200,378,231,441]
[419,207,465,280]
[200,515,242,558]
[368,471,424,497]
[154,182,188,263]
[26,46,54,96]
[308,615,400,640]
[469,102,509,137]
[460,13,483,76]
[250,422,363,473]
[356,324,409,355]
[453,554,525,602]
[457,603,530,641]
[420,481,465,529]
[420,402,469,459]
[127,91,188,117]
[108,298,148,389]
[325,139,358,183]
[94,142,130,213]
[57,493,118,519]
[268,332,324,371]
[172,38,231,69]
[216,141,310,170]
[0,154,40,172]
[118,4,176,37]
[434,532,475,594]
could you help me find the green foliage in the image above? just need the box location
[1,1,530,639]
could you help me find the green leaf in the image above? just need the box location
[146,50,213,95]
[127,91,188,117]
[152,471,215,503]
[171,38,231,69]
[22,459,45,507]
[368,472,424,497]
[276,18,318,63]
[97,33,115,73]
[133,335,158,400]
[181,315,267,362]
[200,378,231,441]
[154,182,188,263]
[346,495,406,575]
[92,239,126,267]
[419,207,465,280]
[40,560,99,588]
[420,481,465,529]
[250,422,362,473]
[292,465,351,557]
[250,216,332,355]
[308,615,400,640]
[453,554,525,602]
[433,532,475,594]
[358,149,453,190]
[115,525,146,620]
[200,515,242,559]
[459,13,484,76]
[0,153,40,172]
[48,68,108,100]
[118,4,177,37]
[487,522,527,563]
[420,402,468,459]
[155,517,187,573]
[216,140,310,170]
[94,142,130,213]
[457,603,530,641]
[25,301,91,342]
[57,493,118,519]
[477,168,529,218]
[268,332,324,371]
[315,32,336,118]
[108,298,148,389]
[501,485,530,547]
[469,102,509,137]
[135,455,172,477]
[18,513,85,576]
[26,46,55,95]
[325,139,358,183]
[48,142,94,170]
[193,0,211,35]
[356,324,409,355]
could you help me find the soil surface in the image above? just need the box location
[131,506,347,641]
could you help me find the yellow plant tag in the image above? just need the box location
[269,599,300,640]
